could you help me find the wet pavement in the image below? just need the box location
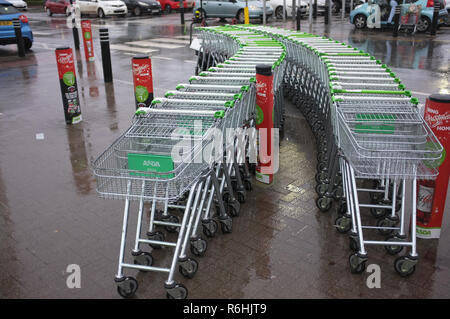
[0,8,450,299]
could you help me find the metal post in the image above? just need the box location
[296,7,301,30]
[342,0,345,19]
[350,0,353,12]
[283,0,286,22]
[263,0,267,25]
[393,6,400,37]
[313,0,317,18]
[430,1,439,36]
[99,28,113,83]
[328,0,332,25]
[309,0,313,25]
[179,0,185,25]
[13,19,25,57]
[324,0,329,24]
[69,0,79,50]
[292,0,296,22]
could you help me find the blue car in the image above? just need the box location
[0,0,33,50]
[350,0,449,32]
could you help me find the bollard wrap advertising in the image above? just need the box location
[417,94,450,239]
[255,65,274,184]
[55,47,82,124]
[81,20,94,62]
[132,56,154,109]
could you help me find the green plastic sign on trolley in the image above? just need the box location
[128,153,174,178]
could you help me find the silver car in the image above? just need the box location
[194,0,274,23]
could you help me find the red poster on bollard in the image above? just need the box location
[255,64,274,184]
[81,20,94,62]
[132,56,154,109]
[417,94,450,239]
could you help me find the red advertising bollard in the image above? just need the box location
[55,47,82,124]
[132,56,154,109]
[255,64,274,184]
[417,94,450,239]
[81,20,94,62]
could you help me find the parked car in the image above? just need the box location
[122,0,162,15]
[44,0,72,16]
[6,0,27,10]
[350,0,449,32]
[158,0,194,13]
[194,0,273,23]
[0,0,33,50]
[331,0,365,13]
[443,0,449,24]
[74,0,128,18]
[270,0,309,19]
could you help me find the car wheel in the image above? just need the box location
[354,14,367,29]
[275,6,285,20]
[416,16,431,32]
[237,9,245,24]
[165,5,171,14]
[134,6,141,16]
[46,7,53,16]
[98,8,105,18]
[24,38,32,51]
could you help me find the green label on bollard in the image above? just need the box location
[135,86,149,103]
[256,104,264,125]
[63,71,76,86]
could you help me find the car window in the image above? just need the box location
[0,4,18,14]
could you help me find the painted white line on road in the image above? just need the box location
[151,38,189,45]
[411,91,429,96]
[175,35,190,39]
[33,31,55,36]
[110,44,158,54]
[115,79,133,85]
[152,56,173,60]
[184,60,197,63]
[125,40,183,49]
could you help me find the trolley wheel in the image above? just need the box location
[394,256,417,277]
[236,191,246,204]
[190,238,208,257]
[370,206,387,219]
[117,277,138,298]
[316,196,332,212]
[337,201,347,215]
[133,252,153,271]
[349,237,359,252]
[227,200,240,217]
[332,186,343,200]
[335,216,352,234]
[163,214,180,233]
[220,217,233,234]
[179,258,199,279]
[349,253,367,274]
[376,217,396,236]
[315,183,329,196]
[317,162,327,172]
[147,231,165,249]
[202,219,218,238]
[244,179,252,191]
[384,235,404,255]
[166,283,188,299]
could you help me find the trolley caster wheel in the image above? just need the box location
[315,183,329,196]
[116,276,138,298]
[190,237,208,257]
[202,219,218,238]
[337,201,347,215]
[349,253,367,274]
[220,217,233,234]
[316,196,332,212]
[244,179,252,191]
[332,186,343,200]
[178,257,199,279]
[349,237,359,252]
[370,206,387,219]
[236,191,246,204]
[335,216,352,234]
[384,235,404,255]
[166,283,188,299]
[394,256,417,277]
[376,217,396,236]
[227,200,240,217]
[133,252,153,270]
[317,162,327,172]
[147,231,165,249]
[162,214,180,233]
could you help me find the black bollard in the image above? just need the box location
[179,0,185,25]
[296,7,301,30]
[313,0,317,19]
[325,3,329,25]
[393,6,400,37]
[70,0,80,50]
[13,19,25,57]
[99,28,113,83]
[430,1,439,36]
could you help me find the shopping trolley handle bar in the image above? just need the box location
[135,107,225,118]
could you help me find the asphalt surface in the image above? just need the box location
[0,7,449,299]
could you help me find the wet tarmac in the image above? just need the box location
[0,8,449,298]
